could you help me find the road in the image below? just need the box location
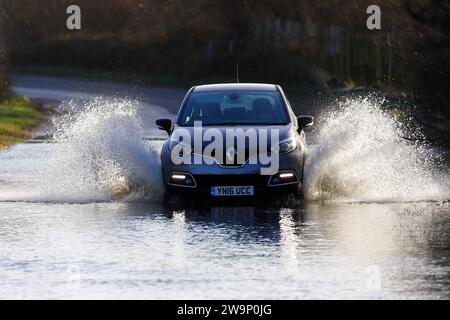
[12,74,186,138]
[0,75,449,299]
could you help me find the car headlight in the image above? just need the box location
[278,138,297,154]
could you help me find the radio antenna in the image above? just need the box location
[236,62,239,83]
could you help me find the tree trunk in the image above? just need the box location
[0,0,9,101]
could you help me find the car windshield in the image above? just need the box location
[177,90,289,126]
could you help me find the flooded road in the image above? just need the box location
[0,200,449,299]
[0,75,449,299]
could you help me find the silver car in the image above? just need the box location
[156,83,313,197]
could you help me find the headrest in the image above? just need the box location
[252,98,273,114]
[201,102,222,118]
[223,107,247,119]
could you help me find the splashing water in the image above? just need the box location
[0,98,163,203]
[51,98,164,201]
[1,96,448,204]
[304,97,449,202]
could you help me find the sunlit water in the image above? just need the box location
[0,200,448,299]
[0,96,449,299]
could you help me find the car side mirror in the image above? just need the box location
[156,118,172,135]
[297,116,314,131]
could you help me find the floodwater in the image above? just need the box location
[0,75,449,299]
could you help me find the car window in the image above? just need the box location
[178,90,289,126]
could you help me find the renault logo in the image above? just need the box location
[226,146,237,162]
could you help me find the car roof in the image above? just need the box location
[192,83,277,92]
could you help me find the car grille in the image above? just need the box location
[207,148,269,167]
[193,174,270,187]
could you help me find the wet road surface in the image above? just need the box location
[0,75,449,299]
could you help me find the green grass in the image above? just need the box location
[0,96,41,149]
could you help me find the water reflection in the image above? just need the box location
[171,211,187,267]
[0,199,448,299]
[279,208,302,273]
[158,199,450,299]
[163,201,302,244]
[159,199,450,259]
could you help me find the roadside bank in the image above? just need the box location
[0,96,43,149]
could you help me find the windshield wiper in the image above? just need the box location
[202,122,239,126]
[261,122,289,126]
[203,122,287,126]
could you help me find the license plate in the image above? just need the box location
[210,186,254,196]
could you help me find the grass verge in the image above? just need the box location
[0,96,41,149]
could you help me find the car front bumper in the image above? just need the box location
[162,148,305,196]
